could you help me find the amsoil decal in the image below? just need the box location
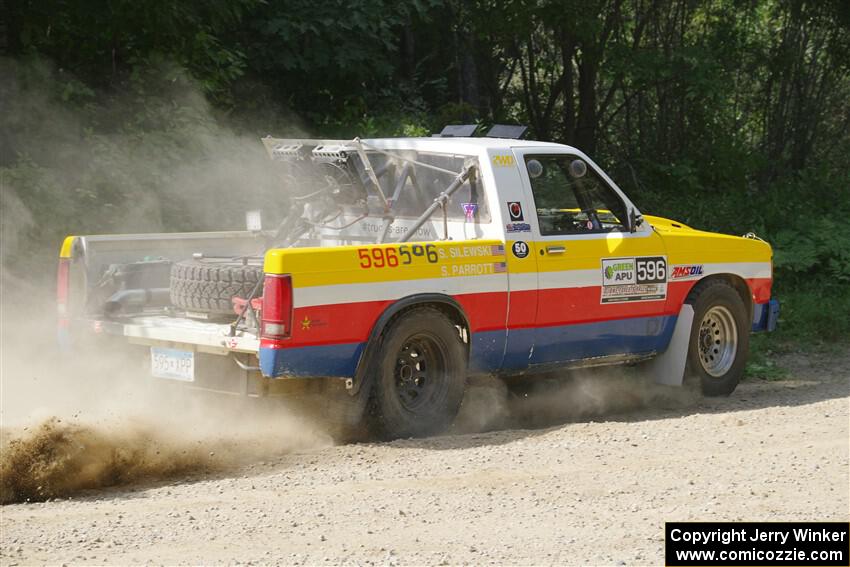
[507,201,524,221]
[601,256,667,303]
[670,264,704,279]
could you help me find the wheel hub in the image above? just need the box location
[394,335,444,411]
[698,305,738,377]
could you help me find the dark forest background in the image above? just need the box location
[1,0,849,351]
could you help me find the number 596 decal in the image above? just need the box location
[357,244,438,269]
[636,257,666,284]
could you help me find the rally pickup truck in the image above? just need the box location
[57,133,779,438]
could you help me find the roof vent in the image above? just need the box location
[437,124,479,137]
[485,124,528,139]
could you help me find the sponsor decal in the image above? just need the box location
[512,241,530,259]
[670,264,704,279]
[358,244,503,269]
[300,316,326,331]
[440,263,499,277]
[361,222,432,238]
[603,259,635,284]
[507,201,524,221]
[461,202,478,222]
[492,154,515,167]
[505,222,531,233]
[440,245,497,259]
[357,244,439,268]
[601,256,668,303]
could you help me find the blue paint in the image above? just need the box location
[752,299,780,332]
[260,342,364,378]
[527,315,677,367]
[495,315,677,372]
[469,329,507,373]
[260,314,695,378]
[500,329,536,372]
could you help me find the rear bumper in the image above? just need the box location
[752,298,780,332]
[259,343,364,378]
[65,315,259,354]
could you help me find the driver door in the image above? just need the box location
[512,148,674,367]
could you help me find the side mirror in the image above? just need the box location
[628,208,643,233]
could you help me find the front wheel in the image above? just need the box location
[686,280,750,397]
[369,308,467,439]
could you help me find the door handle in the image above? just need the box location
[546,246,566,254]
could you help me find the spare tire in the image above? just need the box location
[170,258,263,316]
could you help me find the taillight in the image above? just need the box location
[57,258,71,328]
[261,274,292,342]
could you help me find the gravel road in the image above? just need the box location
[1,349,848,565]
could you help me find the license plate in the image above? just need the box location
[150,347,194,382]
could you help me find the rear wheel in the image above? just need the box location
[370,308,467,439]
[686,280,749,397]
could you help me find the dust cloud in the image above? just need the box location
[0,315,335,505]
[454,367,701,434]
[0,56,330,505]
[0,297,335,505]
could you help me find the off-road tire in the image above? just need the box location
[686,279,750,397]
[170,259,263,316]
[369,308,467,439]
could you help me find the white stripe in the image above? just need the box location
[538,269,597,290]
[507,272,538,293]
[700,261,772,279]
[294,274,507,308]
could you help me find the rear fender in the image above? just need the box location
[348,293,469,396]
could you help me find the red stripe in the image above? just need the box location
[287,276,773,348]
[292,301,391,347]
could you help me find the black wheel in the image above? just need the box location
[370,308,467,439]
[170,258,263,316]
[686,279,750,397]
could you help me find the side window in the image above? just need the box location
[524,155,627,236]
[370,152,490,222]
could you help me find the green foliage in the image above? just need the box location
[770,283,850,344]
[6,0,258,103]
[773,224,850,283]
[746,337,790,381]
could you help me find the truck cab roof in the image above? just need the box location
[361,137,574,154]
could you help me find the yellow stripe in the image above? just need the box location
[59,236,76,259]
[509,233,771,272]
[265,240,507,287]
[264,231,771,288]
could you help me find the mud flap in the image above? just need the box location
[647,304,694,386]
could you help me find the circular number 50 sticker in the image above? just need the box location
[512,241,529,259]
